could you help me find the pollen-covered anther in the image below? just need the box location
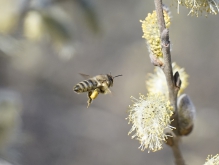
[204,154,219,165]
[127,93,174,152]
[141,8,171,65]
[175,0,219,16]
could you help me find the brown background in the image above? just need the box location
[1,0,219,164]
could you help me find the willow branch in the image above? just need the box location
[154,0,178,131]
[154,0,185,165]
[171,138,186,165]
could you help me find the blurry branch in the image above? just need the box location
[154,0,185,165]
[24,8,74,42]
[53,0,100,32]
[44,0,100,33]
[75,0,100,33]
[0,0,100,59]
[42,13,72,41]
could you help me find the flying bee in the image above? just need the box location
[73,73,122,108]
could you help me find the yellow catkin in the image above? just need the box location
[204,154,219,165]
[127,93,174,152]
[146,62,189,96]
[176,0,219,16]
[141,9,171,58]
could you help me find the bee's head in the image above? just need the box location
[107,73,122,87]
[106,74,114,87]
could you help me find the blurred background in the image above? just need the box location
[0,0,219,164]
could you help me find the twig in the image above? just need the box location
[171,138,186,165]
[154,0,178,131]
[161,29,179,134]
[154,0,185,165]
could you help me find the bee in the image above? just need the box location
[73,73,122,108]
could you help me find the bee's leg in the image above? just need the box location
[90,88,100,99]
[87,91,93,108]
[104,88,111,94]
[87,89,100,108]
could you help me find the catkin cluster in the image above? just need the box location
[127,93,174,152]
[176,0,219,16]
[141,9,171,58]
[204,154,219,165]
[146,63,189,95]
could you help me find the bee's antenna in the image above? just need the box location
[113,75,122,79]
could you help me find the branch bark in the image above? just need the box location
[154,0,178,131]
[154,0,185,165]
[171,138,186,165]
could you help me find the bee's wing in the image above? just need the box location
[79,73,91,79]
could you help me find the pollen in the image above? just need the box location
[204,154,219,165]
[146,62,189,95]
[90,89,99,100]
[175,0,219,16]
[127,93,174,152]
[141,8,171,58]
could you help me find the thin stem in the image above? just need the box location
[154,0,185,165]
[171,138,186,165]
[154,0,178,130]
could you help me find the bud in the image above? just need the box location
[146,62,189,95]
[177,94,196,136]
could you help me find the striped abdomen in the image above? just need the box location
[74,79,98,93]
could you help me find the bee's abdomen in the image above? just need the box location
[73,79,97,93]
[73,84,83,93]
